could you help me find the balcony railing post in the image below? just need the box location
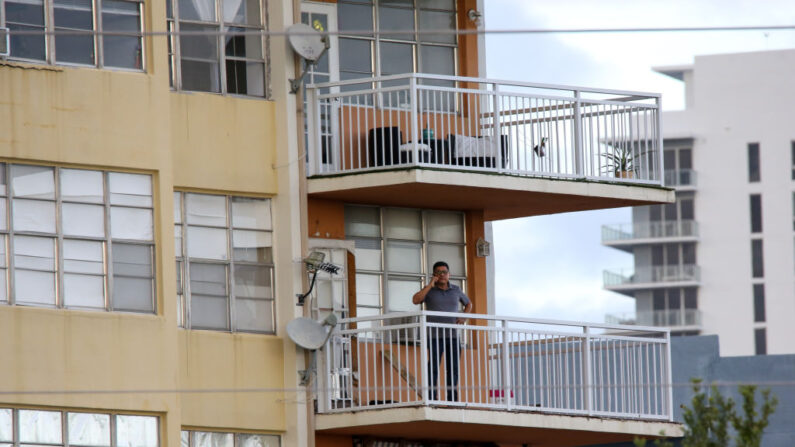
[492,83,503,173]
[318,336,331,413]
[665,330,674,421]
[583,325,593,415]
[500,319,512,410]
[573,89,584,177]
[410,76,420,166]
[657,96,664,185]
[306,86,320,176]
[419,312,429,404]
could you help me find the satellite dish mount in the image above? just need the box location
[287,23,330,94]
[286,314,338,385]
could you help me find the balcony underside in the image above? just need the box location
[307,168,674,221]
[605,280,700,296]
[316,407,682,447]
[603,235,699,252]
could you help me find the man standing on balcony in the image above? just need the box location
[413,261,473,401]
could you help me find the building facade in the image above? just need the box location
[1,0,679,446]
[603,49,795,357]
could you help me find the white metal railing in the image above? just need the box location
[317,311,673,421]
[604,264,701,287]
[605,309,702,328]
[602,220,699,243]
[664,169,697,187]
[306,74,663,185]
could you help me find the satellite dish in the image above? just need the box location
[287,314,338,351]
[287,23,326,62]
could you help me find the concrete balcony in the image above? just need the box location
[605,309,702,331]
[604,265,700,295]
[305,74,673,221]
[602,220,698,251]
[314,311,681,445]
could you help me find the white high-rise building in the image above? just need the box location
[603,49,795,357]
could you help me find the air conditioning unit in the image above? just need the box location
[0,28,8,57]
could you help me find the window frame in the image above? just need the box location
[181,429,280,447]
[345,205,467,317]
[175,191,276,334]
[0,163,155,313]
[0,0,145,71]
[747,142,760,183]
[167,0,270,98]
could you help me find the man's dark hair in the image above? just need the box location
[432,261,449,272]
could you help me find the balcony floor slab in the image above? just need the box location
[315,406,683,446]
[307,168,674,220]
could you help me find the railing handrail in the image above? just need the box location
[307,73,662,99]
[336,310,671,335]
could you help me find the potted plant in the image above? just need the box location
[601,146,637,178]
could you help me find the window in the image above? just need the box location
[0,407,158,447]
[337,0,457,86]
[345,205,466,320]
[751,239,764,278]
[750,194,762,233]
[0,164,154,312]
[754,328,767,355]
[747,142,760,182]
[181,430,279,447]
[167,0,267,96]
[2,0,143,69]
[175,192,274,333]
[791,141,795,180]
[753,284,765,322]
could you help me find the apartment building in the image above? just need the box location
[603,49,795,357]
[1,0,679,446]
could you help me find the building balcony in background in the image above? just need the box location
[663,169,696,189]
[604,264,700,294]
[602,220,698,250]
[605,309,702,330]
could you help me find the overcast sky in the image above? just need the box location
[485,0,795,323]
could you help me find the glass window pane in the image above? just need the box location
[11,165,54,199]
[338,38,372,74]
[187,226,228,260]
[6,1,46,60]
[64,239,104,274]
[109,172,152,207]
[0,408,11,441]
[181,431,190,447]
[193,432,233,447]
[224,0,260,25]
[175,226,183,256]
[427,244,464,276]
[235,297,274,332]
[15,269,56,305]
[379,42,413,75]
[426,211,463,242]
[111,207,153,240]
[113,276,153,312]
[353,238,381,270]
[61,169,104,203]
[420,45,455,76]
[232,230,272,263]
[345,206,380,237]
[64,273,105,308]
[418,0,455,10]
[338,3,372,34]
[186,194,227,226]
[355,273,380,307]
[225,60,264,97]
[13,199,56,233]
[178,0,215,21]
[19,409,62,444]
[112,243,152,277]
[419,10,456,44]
[386,240,421,273]
[115,415,158,447]
[102,1,142,69]
[384,208,421,240]
[68,412,111,446]
[355,305,380,329]
[379,6,414,41]
[387,278,421,312]
[112,243,153,312]
[181,59,221,93]
[234,264,272,299]
[0,269,7,304]
[0,200,6,232]
[231,197,270,229]
[174,192,183,224]
[238,434,279,447]
[63,203,105,237]
[190,263,229,330]
[14,235,55,270]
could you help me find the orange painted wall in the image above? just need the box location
[315,434,352,447]
[308,198,345,239]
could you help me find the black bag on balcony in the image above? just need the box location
[368,127,402,167]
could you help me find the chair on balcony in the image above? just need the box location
[448,134,509,168]
[367,127,403,167]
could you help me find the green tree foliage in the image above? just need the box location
[634,379,778,447]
